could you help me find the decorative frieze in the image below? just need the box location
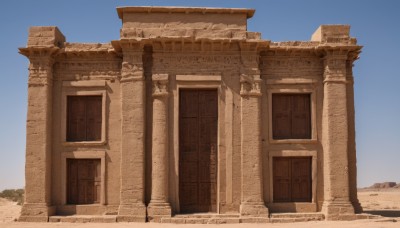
[152,53,242,71]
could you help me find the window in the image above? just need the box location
[272,94,311,139]
[67,96,102,142]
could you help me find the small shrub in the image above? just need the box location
[0,188,24,205]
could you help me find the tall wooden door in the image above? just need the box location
[67,159,101,204]
[179,89,218,213]
[273,157,311,202]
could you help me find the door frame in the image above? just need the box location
[171,74,223,214]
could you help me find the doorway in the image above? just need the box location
[179,89,218,213]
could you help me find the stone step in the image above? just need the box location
[270,213,325,223]
[173,213,239,218]
[161,214,272,224]
[49,215,117,223]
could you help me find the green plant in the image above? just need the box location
[0,188,24,205]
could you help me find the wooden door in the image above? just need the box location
[179,89,218,213]
[273,157,311,202]
[67,159,101,204]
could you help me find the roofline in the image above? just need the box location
[116,6,255,19]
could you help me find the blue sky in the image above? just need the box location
[0,0,399,190]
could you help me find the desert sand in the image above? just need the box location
[0,190,399,228]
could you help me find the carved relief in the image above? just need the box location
[28,58,55,86]
[54,60,121,80]
[152,54,242,71]
[152,74,169,97]
[240,74,262,96]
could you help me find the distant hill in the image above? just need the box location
[362,182,400,190]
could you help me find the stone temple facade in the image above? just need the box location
[19,6,363,223]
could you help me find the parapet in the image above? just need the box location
[311,25,357,44]
[117,6,260,40]
[27,26,65,47]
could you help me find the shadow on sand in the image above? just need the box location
[364,210,400,218]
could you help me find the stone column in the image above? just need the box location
[321,51,355,220]
[147,74,172,222]
[117,42,146,222]
[18,26,64,222]
[239,74,269,218]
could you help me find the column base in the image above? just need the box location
[19,203,55,222]
[147,202,172,222]
[240,203,269,217]
[322,201,356,221]
[117,203,146,222]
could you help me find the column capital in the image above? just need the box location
[240,74,262,97]
[152,74,169,97]
[119,42,145,83]
[20,47,58,87]
[322,51,348,84]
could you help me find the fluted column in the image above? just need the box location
[147,74,171,222]
[321,51,355,220]
[118,42,146,222]
[239,74,269,217]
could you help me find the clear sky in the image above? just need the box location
[0,0,399,190]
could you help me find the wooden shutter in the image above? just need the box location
[85,96,102,141]
[291,94,311,139]
[272,94,292,139]
[272,94,311,139]
[67,97,86,141]
[67,96,102,141]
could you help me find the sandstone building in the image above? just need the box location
[19,6,363,223]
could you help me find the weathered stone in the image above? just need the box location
[19,6,362,223]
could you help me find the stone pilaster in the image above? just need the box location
[239,74,269,217]
[147,74,171,222]
[346,55,362,213]
[117,42,146,222]
[321,51,355,220]
[18,26,64,222]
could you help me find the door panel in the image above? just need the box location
[273,157,311,202]
[179,89,218,213]
[67,159,101,204]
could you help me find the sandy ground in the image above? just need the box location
[0,190,399,227]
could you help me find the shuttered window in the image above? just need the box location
[272,94,311,139]
[67,96,102,142]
